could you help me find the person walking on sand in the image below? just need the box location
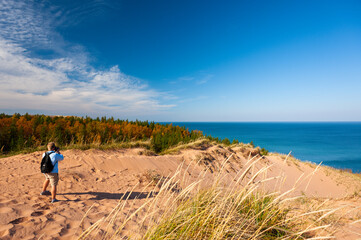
[40,142,64,203]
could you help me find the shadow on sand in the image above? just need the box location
[59,191,158,201]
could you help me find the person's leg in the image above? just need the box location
[51,185,57,200]
[50,173,59,202]
[42,179,50,192]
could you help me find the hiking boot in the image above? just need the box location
[40,191,50,196]
[51,199,59,203]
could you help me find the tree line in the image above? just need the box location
[0,113,203,153]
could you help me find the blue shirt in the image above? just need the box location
[42,151,64,173]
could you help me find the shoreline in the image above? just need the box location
[161,122,361,173]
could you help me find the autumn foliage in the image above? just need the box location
[0,113,203,154]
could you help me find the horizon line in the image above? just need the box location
[159,121,361,123]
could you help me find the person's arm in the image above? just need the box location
[55,150,64,161]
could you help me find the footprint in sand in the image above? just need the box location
[30,211,43,217]
[32,203,41,208]
[40,205,50,210]
[32,202,50,210]
[9,217,29,224]
[59,223,71,236]
[45,213,54,221]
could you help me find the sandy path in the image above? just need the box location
[0,149,158,239]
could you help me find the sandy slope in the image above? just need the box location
[0,144,360,239]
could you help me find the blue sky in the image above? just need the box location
[0,0,360,121]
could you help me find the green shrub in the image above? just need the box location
[221,137,231,146]
[260,147,269,156]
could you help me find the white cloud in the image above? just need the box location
[0,0,174,118]
[0,0,53,47]
[0,40,67,94]
[0,38,174,116]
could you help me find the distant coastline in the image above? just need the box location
[161,122,361,173]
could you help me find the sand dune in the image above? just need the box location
[0,144,360,239]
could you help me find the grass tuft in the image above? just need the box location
[77,154,338,240]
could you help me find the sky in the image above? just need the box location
[0,0,360,121]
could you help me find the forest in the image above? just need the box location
[0,113,204,154]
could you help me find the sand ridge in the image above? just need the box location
[0,145,360,239]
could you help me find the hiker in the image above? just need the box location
[40,142,64,203]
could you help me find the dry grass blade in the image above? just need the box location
[78,217,105,240]
[74,203,96,238]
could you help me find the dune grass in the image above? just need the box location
[77,154,338,240]
[0,138,212,158]
[142,188,291,240]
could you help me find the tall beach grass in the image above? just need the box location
[78,154,336,240]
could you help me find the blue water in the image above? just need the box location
[164,122,361,173]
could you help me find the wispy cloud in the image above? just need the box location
[178,76,195,82]
[170,73,214,85]
[0,0,54,48]
[196,74,213,85]
[177,95,208,103]
[0,0,174,118]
